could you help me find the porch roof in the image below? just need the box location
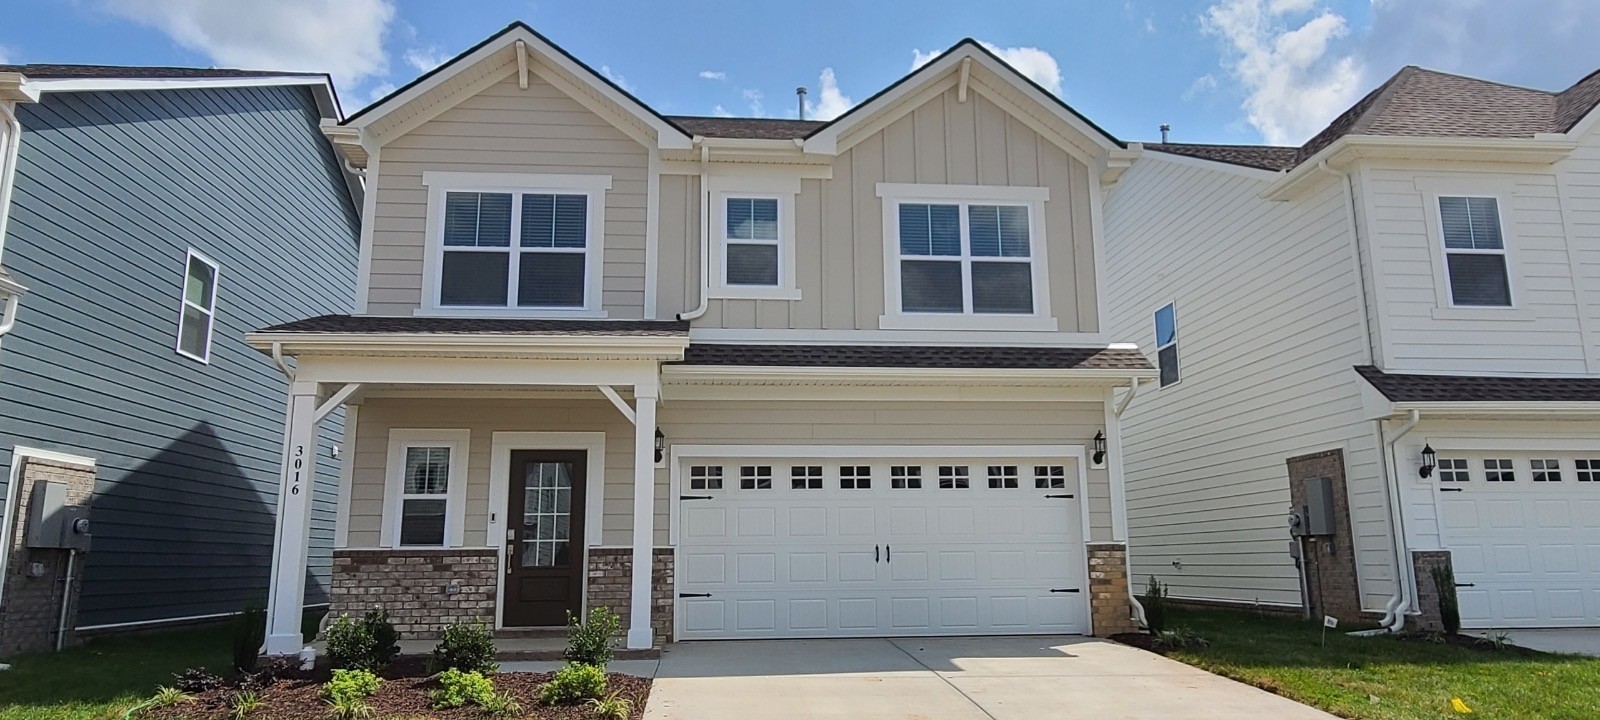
[674,343,1154,371]
[1356,365,1600,403]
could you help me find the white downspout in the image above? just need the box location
[1111,377,1148,628]
[0,100,22,258]
[271,341,295,381]
[677,140,712,321]
[1379,409,1421,631]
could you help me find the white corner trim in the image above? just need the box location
[421,171,613,191]
[644,149,661,319]
[1,446,97,608]
[380,429,471,549]
[875,183,1049,202]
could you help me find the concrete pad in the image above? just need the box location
[947,673,1335,720]
[653,638,927,678]
[647,675,990,720]
[889,636,1195,676]
[1466,628,1600,656]
[499,659,660,678]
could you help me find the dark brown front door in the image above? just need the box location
[503,450,586,627]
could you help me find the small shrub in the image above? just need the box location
[325,609,401,672]
[231,604,267,673]
[327,696,374,720]
[431,620,498,673]
[237,657,296,693]
[147,686,191,709]
[171,668,225,693]
[430,668,497,710]
[1431,565,1461,635]
[1476,630,1513,652]
[587,691,633,720]
[1153,626,1210,650]
[564,607,621,667]
[539,662,607,706]
[228,691,261,720]
[1140,576,1169,634]
[481,690,523,717]
[322,669,382,706]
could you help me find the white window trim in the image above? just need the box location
[875,183,1056,332]
[1155,301,1180,389]
[1417,183,1531,320]
[381,429,470,549]
[418,171,611,318]
[708,175,801,301]
[175,248,219,363]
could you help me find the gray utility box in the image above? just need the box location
[24,480,92,552]
[1303,476,1337,536]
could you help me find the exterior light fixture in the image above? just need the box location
[654,428,666,464]
[1419,444,1436,479]
[1093,430,1107,466]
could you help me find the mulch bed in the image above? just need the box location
[1394,631,1544,657]
[1108,632,1164,654]
[142,658,651,720]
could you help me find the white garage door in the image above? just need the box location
[675,454,1088,639]
[1434,453,1600,628]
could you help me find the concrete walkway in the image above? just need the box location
[1466,628,1600,656]
[643,636,1336,719]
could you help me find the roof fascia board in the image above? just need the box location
[661,365,1154,382]
[20,75,328,94]
[1386,401,1600,417]
[246,331,689,349]
[1263,135,1577,201]
[0,73,41,103]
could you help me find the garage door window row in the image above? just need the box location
[688,463,1070,492]
[1435,455,1600,483]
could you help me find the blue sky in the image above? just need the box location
[3,1,1597,146]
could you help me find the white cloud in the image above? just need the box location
[0,45,11,65]
[711,104,733,118]
[362,81,396,106]
[742,88,765,117]
[698,70,726,81]
[909,41,1064,96]
[1201,0,1363,145]
[1182,73,1218,101]
[403,46,448,73]
[803,68,853,121]
[599,65,635,94]
[98,0,395,92]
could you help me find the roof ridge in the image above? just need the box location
[1403,64,1557,96]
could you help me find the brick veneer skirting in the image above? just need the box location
[1,458,95,658]
[586,548,674,646]
[329,549,498,638]
[1286,449,1363,624]
[1087,543,1137,636]
[1410,550,1454,633]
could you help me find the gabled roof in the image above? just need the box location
[669,116,824,140]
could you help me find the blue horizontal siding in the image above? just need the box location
[0,83,357,626]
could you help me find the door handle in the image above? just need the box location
[886,545,891,563]
[875,544,880,563]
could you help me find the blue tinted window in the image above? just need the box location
[1155,304,1176,347]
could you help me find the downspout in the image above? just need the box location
[677,140,712,321]
[1112,377,1148,628]
[1379,409,1421,631]
[271,341,295,382]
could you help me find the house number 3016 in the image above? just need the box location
[290,445,305,495]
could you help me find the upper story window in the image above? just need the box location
[725,197,780,286]
[1155,302,1179,387]
[422,172,610,317]
[176,249,219,363]
[710,177,800,300]
[1438,196,1511,307]
[877,184,1054,331]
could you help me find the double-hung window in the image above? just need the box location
[384,430,469,548]
[724,196,781,286]
[423,172,609,316]
[176,250,219,362]
[1438,196,1512,307]
[1155,302,1179,387]
[710,177,800,300]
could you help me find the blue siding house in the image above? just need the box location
[0,66,359,642]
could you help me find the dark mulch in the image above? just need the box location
[143,659,651,720]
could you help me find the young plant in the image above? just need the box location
[481,690,523,717]
[327,696,374,720]
[563,607,621,667]
[325,609,401,671]
[539,662,608,706]
[228,691,262,720]
[1476,630,1513,652]
[231,603,268,673]
[587,691,634,720]
[431,620,498,673]
[322,669,382,706]
[1431,565,1461,635]
[1153,626,1210,650]
[1140,576,1169,634]
[429,668,497,709]
[147,686,191,709]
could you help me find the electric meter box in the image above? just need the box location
[1304,476,1337,536]
[24,480,92,551]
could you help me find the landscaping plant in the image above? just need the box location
[587,690,634,720]
[1431,564,1461,635]
[429,668,497,709]
[563,606,621,667]
[1153,626,1210,650]
[1140,575,1169,633]
[228,690,262,720]
[538,662,608,706]
[147,686,190,709]
[481,689,523,717]
[325,609,401,671]
[230,604,267,673]
[430,620,498,673]
[322,669,381,720]
[172,667,226,694]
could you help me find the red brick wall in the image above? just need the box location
[1287,449,1362,623]
[1,458,95,658]
[328,549,497,638]
[586,548,673,646]
[1087,542,1136,636]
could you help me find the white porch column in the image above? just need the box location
[625,384,659,650]
[265,381,320,656]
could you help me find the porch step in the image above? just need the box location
[494,627,567,640]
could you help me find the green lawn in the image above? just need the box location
[1160,608,1600,720]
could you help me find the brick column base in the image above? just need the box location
[586,548,673,646]
[1,458,95,658]
[1410,550,1454,633]
[329,549,497,638]
[1087,542,1137,636]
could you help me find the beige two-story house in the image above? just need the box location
[248,22,1152,654]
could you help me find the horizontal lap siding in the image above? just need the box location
[0,85,358,625]
[1103,157,1390,610]
[366,73,649,317]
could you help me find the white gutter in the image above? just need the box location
[1110,377,1148,628]
[0,288,20,338]
[270,341,295,382]
[677,141,712,321]
[1379,409,1421,631]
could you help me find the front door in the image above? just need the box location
[503,450,586,627]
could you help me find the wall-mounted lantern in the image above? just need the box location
[1093,430,1107,466]
[1419,444,1436,479]
[654,428,666,464]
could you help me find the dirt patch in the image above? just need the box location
[1108,632,1165,655]
[1395,632,1544,657]
[143,660,651,720]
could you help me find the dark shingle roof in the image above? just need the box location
[675,344,1153,371]
[666,116,827,140]
[1355,366,1600,403]
[258,314,689,336]
[0,63,322,80]
[1143,143,1299,171]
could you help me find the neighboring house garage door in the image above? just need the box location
[1434,453,1600,628]
[674,449,1088,640]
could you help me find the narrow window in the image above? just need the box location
[986,465,1019,489]
[400,446,451,546]
[1484,458,1515,482]
[1531,459,1562,482]
[1439,196,1511,307]
[740,465,773,490]
[177,250,219,362]
[840,465,872,489]
[725,197,780,286]
[1576,459,1600,482]
[1034,465,1067,489]
[891,465,922,489]
[689,465,723,490]
[1155,303,1179,387]
[791,465,823,490]
[938,465,970,489]
[1437,458,1470,482]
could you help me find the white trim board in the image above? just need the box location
[0,447,96,608]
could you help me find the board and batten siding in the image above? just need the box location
[0,85,358,626]
[1103,153,1394,610]
[365,71,649,317]
[655,87,1100,333]
[345,396,1115,550]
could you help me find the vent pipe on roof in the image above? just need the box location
[1159,124,1171,143]
[796,87,807,120]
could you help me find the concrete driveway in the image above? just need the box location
[643,636,1335,720]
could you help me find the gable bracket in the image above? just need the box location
[958,57,972,103]
[515,40,529,90]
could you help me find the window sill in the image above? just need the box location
[1430,306,1536,322]
[710,286,802,301]
[415,307,610,319]
[878,314,1059,332]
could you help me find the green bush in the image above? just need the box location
[431,621,498,673]
[322,669,382,705]
[1140,576,1169,634]
[230,604,267,673]
[563,607,621,667]
[539,663,607,706]
[325,610,401,672]
[1431,564,1461,635]
[429,668,497,710]
[1153,626,1209,650]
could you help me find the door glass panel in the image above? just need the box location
[521,461,573,568]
